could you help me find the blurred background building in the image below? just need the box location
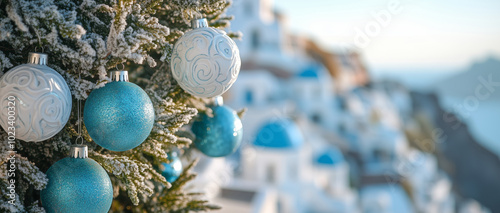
[188,0,499,212]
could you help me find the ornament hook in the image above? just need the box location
[75,69,84,145]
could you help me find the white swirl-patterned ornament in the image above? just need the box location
[0,53,72,142]
[171,18,241,98]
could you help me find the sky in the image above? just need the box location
[274,0,500,73]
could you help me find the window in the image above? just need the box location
[289,160,298,180]
[339,54,353,70]
[314,87,322,99]
[337,96,347,111]
[373,149,392,161]
[245,89,253,105]
[251,30,260,50]
[277,198,283,213]
[338,124,346,135]
[266,164,275,183]
[311,113,321,124]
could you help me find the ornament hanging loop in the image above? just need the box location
[116,63,125,71]
[75,136,84,145]
[195,10,202,19]
[191,6,206,28]
[34,46,45,53]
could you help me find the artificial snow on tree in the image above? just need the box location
[0,0,242,212]
[0,52,72,142]
[84,71,154,152]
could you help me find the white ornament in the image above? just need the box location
[171,18,241,98]
[0,53,72,142]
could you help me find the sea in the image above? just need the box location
[372,68,500,157]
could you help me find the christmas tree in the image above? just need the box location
[0,0,241,212]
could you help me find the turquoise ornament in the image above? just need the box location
[84,71,154,151]
[159,152,183,183]
[41,145,113,213]
[191,97,243,157]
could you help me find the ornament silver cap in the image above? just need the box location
[70,145,88,159]
[27,52,48,65]
[110,71,129,82]
[213,96,223,106]
[191,18,208,29]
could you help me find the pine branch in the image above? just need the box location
[91,152,169,206]
[157,159,222,212]
[0,0,237,212]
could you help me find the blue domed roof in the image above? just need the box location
[297,65,321,78]
[314,147,344,166]
[253,119,304,149]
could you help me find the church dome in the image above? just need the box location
[314,147,344,166]
[296,64,321,79]
[253,119,304,149]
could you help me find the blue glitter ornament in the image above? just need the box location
[159,152,183,183]
[191,97,243,157]
[41,145,113,213]
[84,71,154,151]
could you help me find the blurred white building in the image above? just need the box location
[186,0,481,212]
[227,0,304,73]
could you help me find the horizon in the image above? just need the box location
[273,0,500,73]
[370,55,500,89]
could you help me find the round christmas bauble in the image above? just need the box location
[159,152,183,183]
[191,97,243,157]
[0,52,72,142]
[83,71,154,152]
[171,18,241,98]
[41,145,113,213]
